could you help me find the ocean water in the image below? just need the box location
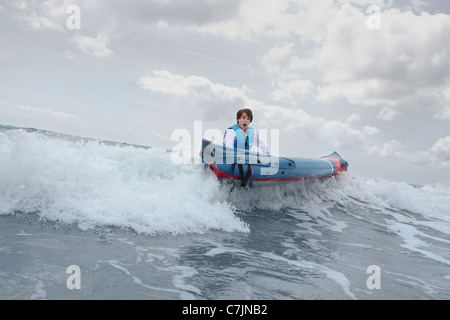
[1,124,450,301]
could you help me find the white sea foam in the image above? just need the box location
[0,129,248,235]
[229,170,450,224]
[2,127,449,238]
[346,175,450,222]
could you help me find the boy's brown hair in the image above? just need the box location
[236,108,253,123]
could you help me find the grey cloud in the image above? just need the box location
[105,0,240,26]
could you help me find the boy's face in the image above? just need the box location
[237,113,251,131]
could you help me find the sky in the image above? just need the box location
[0,0,449,186]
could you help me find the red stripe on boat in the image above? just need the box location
[329,158,347,172]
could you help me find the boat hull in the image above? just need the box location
[201,139,348,187]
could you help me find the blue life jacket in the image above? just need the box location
[223,124,255,187]
[226,124,254,150]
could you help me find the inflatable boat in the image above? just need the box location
[201,138,348,188]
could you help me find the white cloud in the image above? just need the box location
[260,43,294,74]
[139,70,248,99]
[13,1,28,11]
[271,78,314,101]
[430,136,450,163]
[369,136,450,169]
[346,114,361,123]
[12,0,75,31]
[256,104,380,150]
[296,5,450,116]
[434,87,450,119]
[42,0,75,18]
[435,107,450,120]
[259,43,314,101]
[362,125,380,136]
[139,70,380,149]
[73,34,113,58]
[8,0,114,57]
[139,70,249,119]
[368,139,407,160]
[197,1,450,118]
[377,106,400,121]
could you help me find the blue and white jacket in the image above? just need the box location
[223,124,270,155]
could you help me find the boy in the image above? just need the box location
[223,108,270,156]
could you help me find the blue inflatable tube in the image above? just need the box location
[201,139,348,188]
